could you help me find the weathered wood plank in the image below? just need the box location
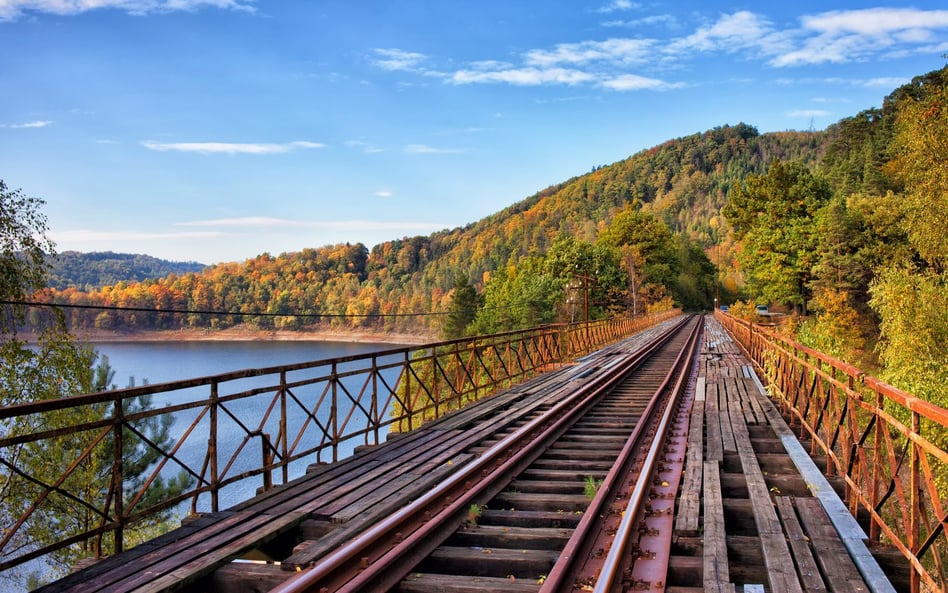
[703,462,730,592]
[775,496,827,593]
[675,398,704,535]
[795,497,872,593]
[748,379,896,593]
[400,572,542,592]
[728,404,802,593]
[719,379,738,454]
[706,384,724,464]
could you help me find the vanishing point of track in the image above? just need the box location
[272,315,702,593]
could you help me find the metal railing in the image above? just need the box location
[0,310,678,576]
[717,310,948,593]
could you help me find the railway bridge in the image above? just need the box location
[2,312,944,593]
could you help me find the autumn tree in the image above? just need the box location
[597,203,679,309]
[869,67,948,410]
[723,160,832,314]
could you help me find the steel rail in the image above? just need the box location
[538,315,701,593]
[592,316,700,592]
[268,316,694,593]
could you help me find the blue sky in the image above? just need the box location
[1,1,947,265]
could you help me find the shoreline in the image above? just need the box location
[67,326,437,346]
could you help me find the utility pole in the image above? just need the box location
[573,267,596,343]
[714,243,720,310]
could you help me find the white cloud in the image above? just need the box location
[776,76,910,88]
[600,74,684,91]
[374,190,392,198]
[452,67,596,86]
[595,0,638,14]
[602,14,678,29]
[667,11,788,56]
[141,140,325,154]
[404,144,464,154]
[0,0,254,21]
[862,77,910,88]
[387,7,948,92]
[1,120,54,128]
[371,48,428,71]
[811,97,852,104]
[802,8,948,36]
[786,109,830,118]
[525,38,654,67]
[772,8,948,66]
[346,140,384,153]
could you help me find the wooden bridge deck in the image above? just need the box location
[38,316,908,593]
[670,316,904,593]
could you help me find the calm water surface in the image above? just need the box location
[93,339,411,511]
[94,340,403,387]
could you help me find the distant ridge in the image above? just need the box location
[46,251,206,290]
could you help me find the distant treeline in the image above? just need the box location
[46,251,205,290]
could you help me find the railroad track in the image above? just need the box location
[269,315,702,593]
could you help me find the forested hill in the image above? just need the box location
[46,252,206,290]
[411,123,826,285]
[43,67,944,341]
[45,122,823,335]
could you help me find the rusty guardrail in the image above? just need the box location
[716,310,947,593]
[0,310,678,577]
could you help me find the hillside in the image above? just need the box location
[46,252,206,290]
[45,123,821,334]
[42,68,945,347]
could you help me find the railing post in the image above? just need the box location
[910,410,921,593]
[280,370,288,484]
[331,361,339,463]
[111,394,125,556]
[261,432,273,492]
[871,390,884,542]
[432,345,440,418]
[209,380,219,513]
[403,350,413,432]
[371,354,380,445]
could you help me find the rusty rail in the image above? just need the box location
[716,310,948,593]
[269,315,694,593]
[0,310,678,576]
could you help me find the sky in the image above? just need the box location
[1,1,947,265]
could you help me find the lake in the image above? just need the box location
[94,339,406,388]
[92,339,412,511]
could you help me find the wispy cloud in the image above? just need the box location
[1,120,54,128]
[404,144,464,154]
[0,0,255,21]
[375,8,948,93]
[667,11,790,56]
[371,48,428,72]
[602,14,678,29]
[786,109,831,118]
[346,140,384,153]
[452,67,596,86]
[176,217,448,232]
[600,74,685,91]
[773,8,948,66]
[141,140,324,155]
[525,38,654,67]
[776,76,911,88]
[861,77,912,88]
[595,0,639,14]
[374,190,392,198]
